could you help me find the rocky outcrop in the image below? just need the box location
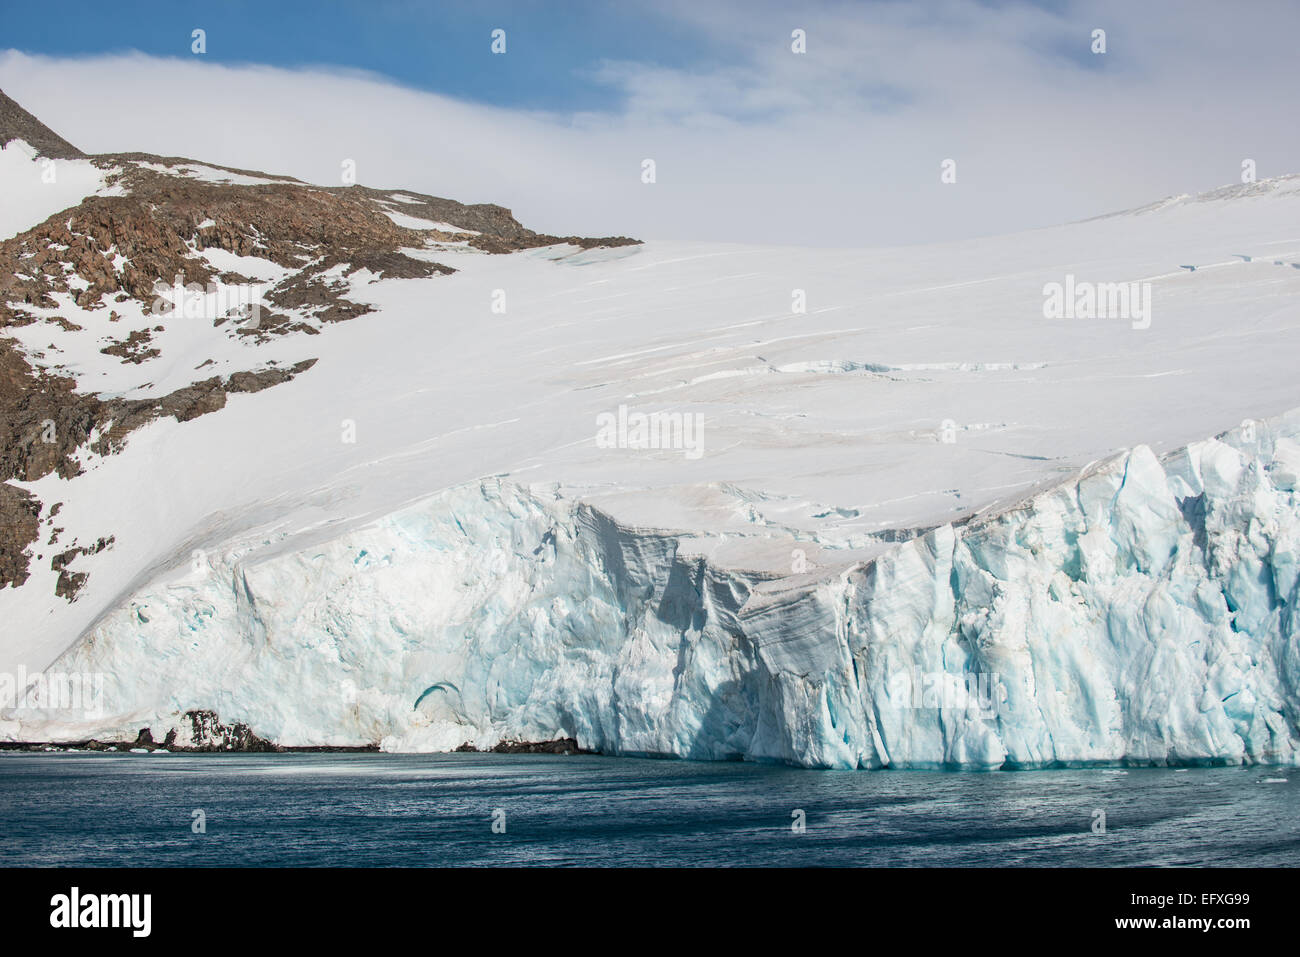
[0,171,450,328]
[99,328,161,364]
[456,738,594,755]
[0,709,379,752]
[169,709,280,752]
[0,88,84,159]
[0,482,40,588]
[346,184,640,253]
[0,343,318,595]
[0,90,639,608]
[51,535,113,602]
[0,339,104,591]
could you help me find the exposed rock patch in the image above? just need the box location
[99,327,160,364]
[168,709,280,752]
[455,737,594,755]
[51,535,114,602]
[0,482,40,588]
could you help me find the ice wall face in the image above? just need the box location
[14,482,777,757]
[838,425,1300,770]
[8,414,1300,769]
[792,415,1300,770]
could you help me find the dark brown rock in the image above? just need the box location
[0,88,84,159]
[0,482,40,588]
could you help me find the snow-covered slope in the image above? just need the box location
[0,140,121,241]
[2,98,1299,766]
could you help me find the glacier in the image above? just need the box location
[3,115,1299,770]
[9,409,1299,769]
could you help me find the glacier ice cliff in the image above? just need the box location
[6,411,1300,769]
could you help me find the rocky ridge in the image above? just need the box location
[0,90,639,598]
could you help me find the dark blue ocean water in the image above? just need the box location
[0,752,1296,866]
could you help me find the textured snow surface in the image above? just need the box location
[3,174,1300,766]
[0,140,120,240]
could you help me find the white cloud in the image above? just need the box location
[1,0,1296,246]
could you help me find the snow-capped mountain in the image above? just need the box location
[2,91,1299,767]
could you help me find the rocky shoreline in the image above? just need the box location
[0,739,380,753]
[0,738,594,755]
[0,708,593,756]
[455,738,594,756]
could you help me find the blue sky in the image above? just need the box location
[3,0,1108,114]
[3,0,727,111]
[2,1,1297,245]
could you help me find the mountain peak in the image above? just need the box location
[0,89,84,159]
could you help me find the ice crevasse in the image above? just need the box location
[11,411,1300,769]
